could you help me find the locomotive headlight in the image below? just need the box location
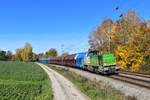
[115,66,120,70]
[103,67,109,71]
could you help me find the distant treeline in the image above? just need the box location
[0,43,34,62]
[11,43,59,62]
[0,50,12,61]
[0,43,69,62]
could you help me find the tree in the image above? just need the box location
[15,48,23,61]
[61,53,69,56]
[32,53,37,61]
[0,50,12,61]
[11,55,16,61]
[38,53,44,58]
[112,10,146,71]
[88,18,113,53]
[88,9,150,72]
[6,50,13,60]
[21,43,33,62]
[0,50,7,60]
[46,48,58,57]
[115,23,149,71]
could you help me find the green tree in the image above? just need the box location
[0,50,7,60]
[21,43,33,62]
[15,48,23,61]
[11,55,16,61]
[61,52,69,56]
[46,48,58,57]
[32,53,37,61]
[6,50,13,60]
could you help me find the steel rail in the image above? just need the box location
[119,71,150,78]
[109,75,150,89]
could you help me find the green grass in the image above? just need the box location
[0,61,53,100]
[47,64,135,100]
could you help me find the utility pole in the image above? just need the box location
[61,44,64,54]
[108,5,121,54]
[61,44,64,64]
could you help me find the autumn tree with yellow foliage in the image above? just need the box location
[12,43,38,62]
[89,9,150,72]
[21,43,33,62]
[12,48,23,61]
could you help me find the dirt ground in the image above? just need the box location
[37,63,90,100]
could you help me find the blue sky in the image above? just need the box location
[0,0,150,55]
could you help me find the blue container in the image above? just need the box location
[43,58,47,63]
[39,58,43,62]
[39,58,47,63]
[47,58,50,63]
[75,52,86,68]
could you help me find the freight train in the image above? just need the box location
[36,50,120,74]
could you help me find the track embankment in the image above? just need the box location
[50,64,150,100]
[36,63,89,100]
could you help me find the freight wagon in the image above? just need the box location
[37,51,120,74]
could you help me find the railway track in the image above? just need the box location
[72,68,150,90]
[109,73,150,89]
[119,71,150,78]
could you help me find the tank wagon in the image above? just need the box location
[37,51,120,74]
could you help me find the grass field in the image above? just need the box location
[47,64,136,100]
[0,61,53,100]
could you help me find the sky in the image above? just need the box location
[0,0,150,55]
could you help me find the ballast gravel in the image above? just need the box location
[37,63,90,100]
[51,64,150,100]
